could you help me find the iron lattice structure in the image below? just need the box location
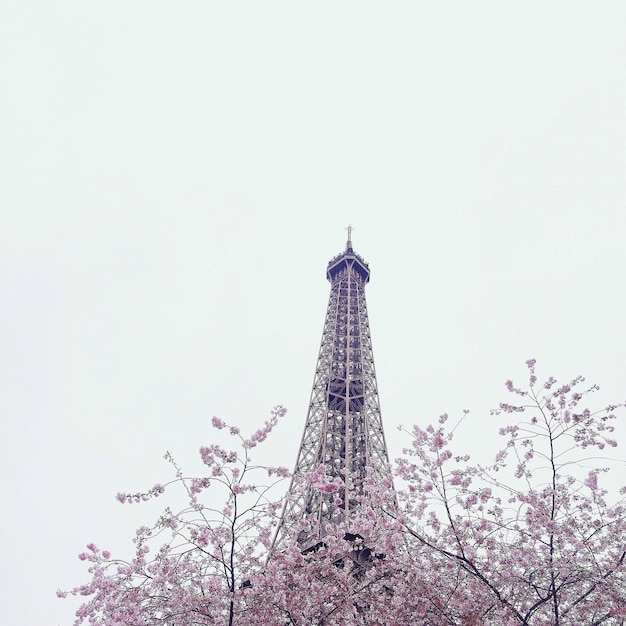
[273,234,393,553]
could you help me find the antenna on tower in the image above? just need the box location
[345,224,355,251]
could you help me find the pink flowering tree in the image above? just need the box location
[61,362,626,626]
[396,360,626,625]
[59,407,294,626]
[254,466,406,625]
[60,407,402,626]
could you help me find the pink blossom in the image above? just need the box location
[585,470,598,490]
[211,416,225,429]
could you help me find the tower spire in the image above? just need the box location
[273,234,392,553]
[345,224,354,252]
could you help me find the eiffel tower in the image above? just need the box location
[273,228,393,553]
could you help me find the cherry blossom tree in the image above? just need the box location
[59,407,400,626]
[396,360,626,625]
[61,362,626,625]
[254,468,406,626]
[59,407,294,626]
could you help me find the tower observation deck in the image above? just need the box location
[273,231,393,553]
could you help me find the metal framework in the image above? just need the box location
[273,233,393,552]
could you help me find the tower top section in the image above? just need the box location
[326,227,370,284]
[272,229,391,553]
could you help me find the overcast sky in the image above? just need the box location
[1,3,626,624]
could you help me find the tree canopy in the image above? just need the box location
[61,362,626,625]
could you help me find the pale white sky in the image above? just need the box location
[1,3,625,624]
